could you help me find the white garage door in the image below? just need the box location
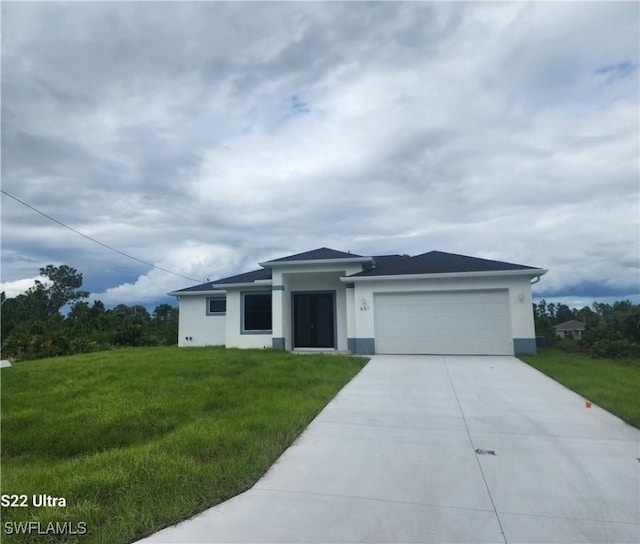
[374,290,513,355]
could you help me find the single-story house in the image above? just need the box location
[169,247,547,355]
[553,320,586,340]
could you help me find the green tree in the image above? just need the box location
[546,302,557,321]
[109,305,152,346]
[152,303,176,322]
[151,304,178,345]
[1,283,51,339]
[90,300,106,320]
[554,304,575,324]
[532,300,556,344]
[535,300,548,320]
[38,265,89,314]
[576,306,597,327]
[2,265,181,359]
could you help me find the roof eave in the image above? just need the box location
[342,268,548,282]
[168,288,226,297]
[208,280,273,289]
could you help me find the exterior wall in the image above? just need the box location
[271,270,287,350]
[345,284,356,349]
[351,274,537,354]
[225,289,272,349]
[177,295,226,347]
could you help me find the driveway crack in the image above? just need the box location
[443,356,508,544]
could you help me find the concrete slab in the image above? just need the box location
[137,355,640,544]
[143,489,503,543]
[449,356,638,441]
[254,423,492,511]
[471,432,639,523]
[499,512,640,544]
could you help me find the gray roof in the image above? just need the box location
[264,247,363,263]
[171,281,221,294]
[210,268,272,285]
[171,248,544,294]
[368,255,408,269]
[554,320,586,331]
[170,268,272,294]
[351,251,539,277]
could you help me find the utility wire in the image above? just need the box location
[1,188,200,283]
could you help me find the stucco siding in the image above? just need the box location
[225,289,272,349]
[177,295,226,347]
[507,276,536,340]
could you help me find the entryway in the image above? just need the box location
[293,292,335,348]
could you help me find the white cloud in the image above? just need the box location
[0,277,50,298]
[91,243,239,306]
[1,2,638,306]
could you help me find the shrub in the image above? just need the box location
[588,338,640,359]
[555,336,582,353]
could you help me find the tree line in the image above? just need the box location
[533,299,640,358]
[1,265,178,361]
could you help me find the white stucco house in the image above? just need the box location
[169,247,547,355]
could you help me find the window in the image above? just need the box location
[207,297,226,315]
[243,292,272,332]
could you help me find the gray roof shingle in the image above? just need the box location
[170,268,272,293]
[264,247,363,263]
[350,251,538,277]
[171,282,221,294]
[554,320,586,331]
[210,268,272,285]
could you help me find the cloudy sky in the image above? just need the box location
[1,1,639,310]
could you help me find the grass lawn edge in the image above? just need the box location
[518,347,640,430]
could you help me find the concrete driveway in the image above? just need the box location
[138,355,640,543]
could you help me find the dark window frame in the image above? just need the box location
[241,291,272,334]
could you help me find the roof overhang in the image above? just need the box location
[342,268,548,283]
[167,288,227,297]
[201,279,273,289]
[260,257,373,268]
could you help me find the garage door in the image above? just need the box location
[374,290,513,355]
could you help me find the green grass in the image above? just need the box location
[1,346,368,543]
[519,348,640,429]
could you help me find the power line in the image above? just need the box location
[1,188,200,283]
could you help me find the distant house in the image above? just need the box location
[554,320,586,340]
[169,247,547,356]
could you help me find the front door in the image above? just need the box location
[293,293,335,348]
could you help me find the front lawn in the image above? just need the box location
[1,347,368,543]
[519,348,640,429]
